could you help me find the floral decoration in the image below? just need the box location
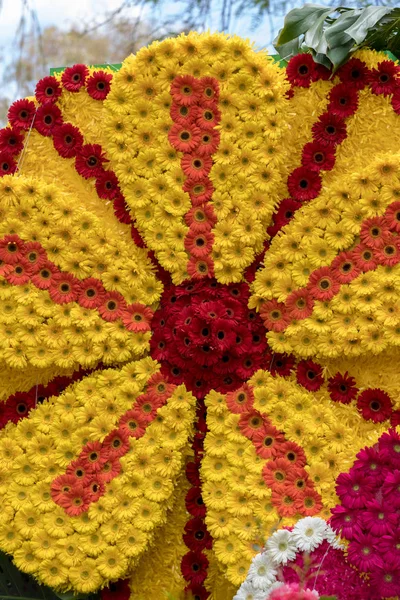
[0,31,397,600]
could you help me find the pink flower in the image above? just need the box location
[335,469,376,508]
[329,504,361,540]
[269,583,319,600]
[360,498,398,536]
[347,531,380,572]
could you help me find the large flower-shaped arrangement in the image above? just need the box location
[0,32,398,599]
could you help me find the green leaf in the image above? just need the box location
[326,39,354,71]
[344,6,393,44]
[273,37,300,61]
[304,13,330,55]
[275,4,334,46]
[312,51,332,69]
[325,10,362,47]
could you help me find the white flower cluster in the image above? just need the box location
[233,517,343,600]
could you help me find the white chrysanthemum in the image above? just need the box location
[247,552,277,590]
[233,580,268,600]
[292,517,328,552]
[325,523,344,549]
[265,529,297,565]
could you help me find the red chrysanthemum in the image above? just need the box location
[184,230,214,259]
[168,122,202,153]
[252,422,284,459]
[183,517,212,551]
[61,64,89,91]
[183,177,214,205]
[263,457,293,487]
[170,102,200,126]
[293,487,322,516]
[267,198,301,238]
[181,153,213,180]
[34,103,63,137]
[327,83,359,118]
[360,216,389,249]
[121,303,154,332]
[48,272,82,304]
[7,99,36,130]
[278,440,307,468]
[357,388,393,423]
[0,151,17,177]
[101,579,131,600]
[102,428,130,459]
[77,277,106,309]
[5,259,34,285]
[385,200,400,232]
[66,458,92,485]
[195,128,220,157]
[330,251,360,284]
[308,266,340,301]
[118,409,147,438]
[239,410,265,439]
[0,234,25,264]
[296,359,323,392]
[75,144,108,179]
[286,54,316,88]
[31,261,57,289]
[4,394,35,424]
[198,77,220,105]
[260,298,289,332]
[376,236,400,267]
[287,166,322,202]
[0,127,24,155]
[328,372,358,404]
[352,243,378,272]
[392,87,400,115]
[35,76,62,104]
[86,71,113,100]
[185,486,206,518]
[98,291,127,322]
[301,141,335,172]
[95,170,120,199]
[369,61,400,97]
[337,57,369,90]
[312,113,347,147]
[170,75,201,106]
[80,441,108,473]
[196,105,221,131]
[285,288,314,321]
[181,550,208,585]
[52,123,83,158]
[22,241,47,272]
[187,255,214,280]
[185,203,217,232]
[225,383,254,414]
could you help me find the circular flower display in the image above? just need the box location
[0,34,398,600]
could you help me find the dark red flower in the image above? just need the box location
[185,462,201,487]
[34,104,63,136]
[185,583,209,600]
[337,58,369,90]
[86,71,113,100]
[113,195,132,224]
[287,166,322,201]
[0,152,17,177]
[328,372,358,404]
[61,64,89,91]
[95,170,120,199]
[8,99,36,130]
[53,123,83,158]
[296,359,323,391]
[357,388,393,423]
[181,550,208,585]
[35,76,62,104]
[185,486,206,518]
[0,127,24,155]
[101,579,130,600]
[267,200,300,238]
[369,60,400,97]
[302,141,335,172]
[4,394,35,424]
[312,113,347,146]
[183,517,212,551]
[392,87,400,115]
[269,353,295,378]
[75,144,108,179]
[286,54,316,88]
[327,83,359,118]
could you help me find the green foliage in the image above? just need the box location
[274,4,399,71]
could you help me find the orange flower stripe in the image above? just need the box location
[0,234,153,332]
[226,383,322,518]
[261,198,400,332]
[168,75,221,280]
[51,373,177,515]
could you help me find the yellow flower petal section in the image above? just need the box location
[0,175,160,380]
[104,32,290,284]
[0,358,196,592]
[202,370,388,587]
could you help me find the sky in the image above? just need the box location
[0,0,280,50]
